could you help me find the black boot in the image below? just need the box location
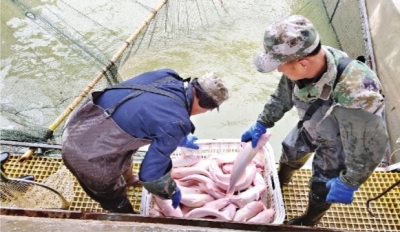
[113,198,135,214]
[278,152,312,188]
[278,163,298,188]
[286,192,331,226]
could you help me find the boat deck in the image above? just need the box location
[1,155,399,231]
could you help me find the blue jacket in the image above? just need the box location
[95,69,195,182]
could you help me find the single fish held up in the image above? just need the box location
[226,133,271,195]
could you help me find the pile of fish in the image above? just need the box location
[148,133,276,224]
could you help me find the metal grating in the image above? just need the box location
[283,169,400,232]
[2,155,399,231]
[2,155,143,212]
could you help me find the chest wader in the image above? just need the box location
[280,58,353,226]
[62,76,186,214]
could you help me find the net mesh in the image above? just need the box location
[1,0,387,184]
[1,0,377,157]
[1,166,72,209]
[1,0,230,154]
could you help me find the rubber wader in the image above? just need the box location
[278,152,313,188]
[285,192,331,226]
[115,198,135,214]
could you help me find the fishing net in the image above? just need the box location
[0,166,73,209]
[0,0,231,155]
[1,0,382,161]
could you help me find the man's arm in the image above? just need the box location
[258,75,294,127]
[333,107,388,186]
[139,121,190,199]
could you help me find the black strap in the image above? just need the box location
[334,57,353,89]
[104,76,186,116]
[297,57,353,129]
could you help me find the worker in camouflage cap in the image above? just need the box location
[241,15,388,226]
[253,15,320,73]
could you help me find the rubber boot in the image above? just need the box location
[278,153,312,188]
[112,198,135,214]
[278,163,299,188]
[285,192,331,226]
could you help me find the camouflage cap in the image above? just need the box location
[196,72,229,109]
[254,15,320,73]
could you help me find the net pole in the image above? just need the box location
[19,0,169,163]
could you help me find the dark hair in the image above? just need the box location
[192,78,218,109]
[305,41,321,57]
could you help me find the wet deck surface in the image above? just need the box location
[1,155,399,231]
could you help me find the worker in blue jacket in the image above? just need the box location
[62,68,229,213]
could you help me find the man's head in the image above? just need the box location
[254,15,321,75]
[191,72,229,115]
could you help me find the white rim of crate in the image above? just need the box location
[139,139,285,224]
[265,142,285,225]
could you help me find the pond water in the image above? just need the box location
[1,0,339,161]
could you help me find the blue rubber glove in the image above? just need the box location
[171,187,181,209]
[326,177,359,204]
[179,134,199,150]
[241,122,267,148]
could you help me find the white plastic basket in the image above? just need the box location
[140,138,285,225]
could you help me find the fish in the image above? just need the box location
[151,139,276,224]
[171,166,212,179]
[153,196,183,217]
[228,162,257,194]
[232,201,265,222]
[208,159,230,183]
[180,205,195,215]
[210,160,256,193]
[198,182,226,199]
[247,207,275,224]
[202,198,230,210]
[191,159,211,170]
[149,204,164,217]
[180,193,215,208]
[229,184,267,208]
[221,203,237,220]
[227,133,271,195]
[208,160,230,191]
[178,185,204,195]
[253,171,267,187]
[175,179,198,187]
[222,163,233,174]
[179,174,215,188]
[209,153,238,165]
[185,207,231,221]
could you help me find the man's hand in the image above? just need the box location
[326,177,359,204]
[171,187,181,209]
[179,134,199,150]
[241,122,267,148]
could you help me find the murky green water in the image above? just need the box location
[0,0,339,160]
